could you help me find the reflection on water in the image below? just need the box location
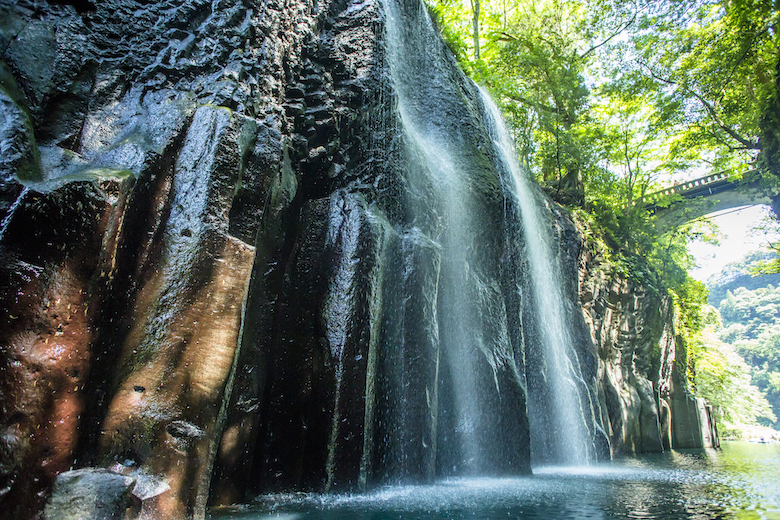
[209,442,780,520]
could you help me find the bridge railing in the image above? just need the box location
[640,171,734,205]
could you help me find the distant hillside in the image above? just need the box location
[706,250,780,430]
[706,251,780,306]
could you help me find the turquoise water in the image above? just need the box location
[209,442,780,520]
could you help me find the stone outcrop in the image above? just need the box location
[577,235,673,455]
[555,210,719,456]
[667,339,720,449]
[0,0,715,519]
[42,469,136,520]
[0,0,322,516]
[1,0,531,517]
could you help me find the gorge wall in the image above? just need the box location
[0,0,715,519]
[562,213,718,455]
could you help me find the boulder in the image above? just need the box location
[42,469,135,520]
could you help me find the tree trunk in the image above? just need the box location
[759,52,780,180]
[471,0,480,60]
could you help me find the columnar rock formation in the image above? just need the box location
[564,214,718,453]
[1,0,715,519]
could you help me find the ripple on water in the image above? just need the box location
[209,442,780,520]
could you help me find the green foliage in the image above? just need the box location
[719,285,780,338]
[427,0,472,61]
[706,250,780,305]
[758,56,780,178]
[708,264,780,429]
[693,325,776,435]
[627,0,778,173]
[748,243,780,276]
[427,0,779,203]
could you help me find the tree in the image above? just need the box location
[430,0,779,204]
[486,0,643,205]
[706,249,780,304]
[627,0,779,176]
[471,0,481,59]
[710,278,780,428]
[694,324,776,435]
[428,0,641,205]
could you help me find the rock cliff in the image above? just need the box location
[0,0,714,519]
[555,210,718,455]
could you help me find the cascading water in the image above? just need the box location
[0,187,29,242]
[381,0,530,476]
[478,87,596,465]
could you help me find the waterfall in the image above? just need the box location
[383,0,480,470]
[382,0,530,476]
[478,87,594,465]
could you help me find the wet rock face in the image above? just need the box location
[1,0,529,517]
[578,256,672,456]
[0,180,122,518]
[0,0,317,517]
[555,210,714,457]
[0,0,703,517]
[42,469,136,520]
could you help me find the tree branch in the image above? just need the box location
[579,10,638,61]
[714,19,774,106]
[495,31,518,42]
[503,92,559,114]
[638,61,761,150]
[470,0,480,60]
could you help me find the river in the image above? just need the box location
[209,441,780,520]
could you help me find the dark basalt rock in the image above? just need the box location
[46,1,96,14]
[558,209,718,455]
[42,469,136,520]
[0,0,714,518]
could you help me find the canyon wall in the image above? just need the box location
[554,209,718,455]
[0,0,714,519]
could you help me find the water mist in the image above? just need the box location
[478,87,595,465]
[382,0,530,475]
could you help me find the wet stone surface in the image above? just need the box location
[0,0,709,519]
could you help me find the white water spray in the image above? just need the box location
[383,0,485,470]
[479,87,592,465]
[0,187,29,243]
[381,0,530,474]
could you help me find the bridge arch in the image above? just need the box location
[644,170,780,232]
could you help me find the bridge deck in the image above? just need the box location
[643,168,777,231]
[642,171,736,204]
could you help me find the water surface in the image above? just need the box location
[209,442,780,519]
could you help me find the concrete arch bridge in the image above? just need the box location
[642,169,780,232]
